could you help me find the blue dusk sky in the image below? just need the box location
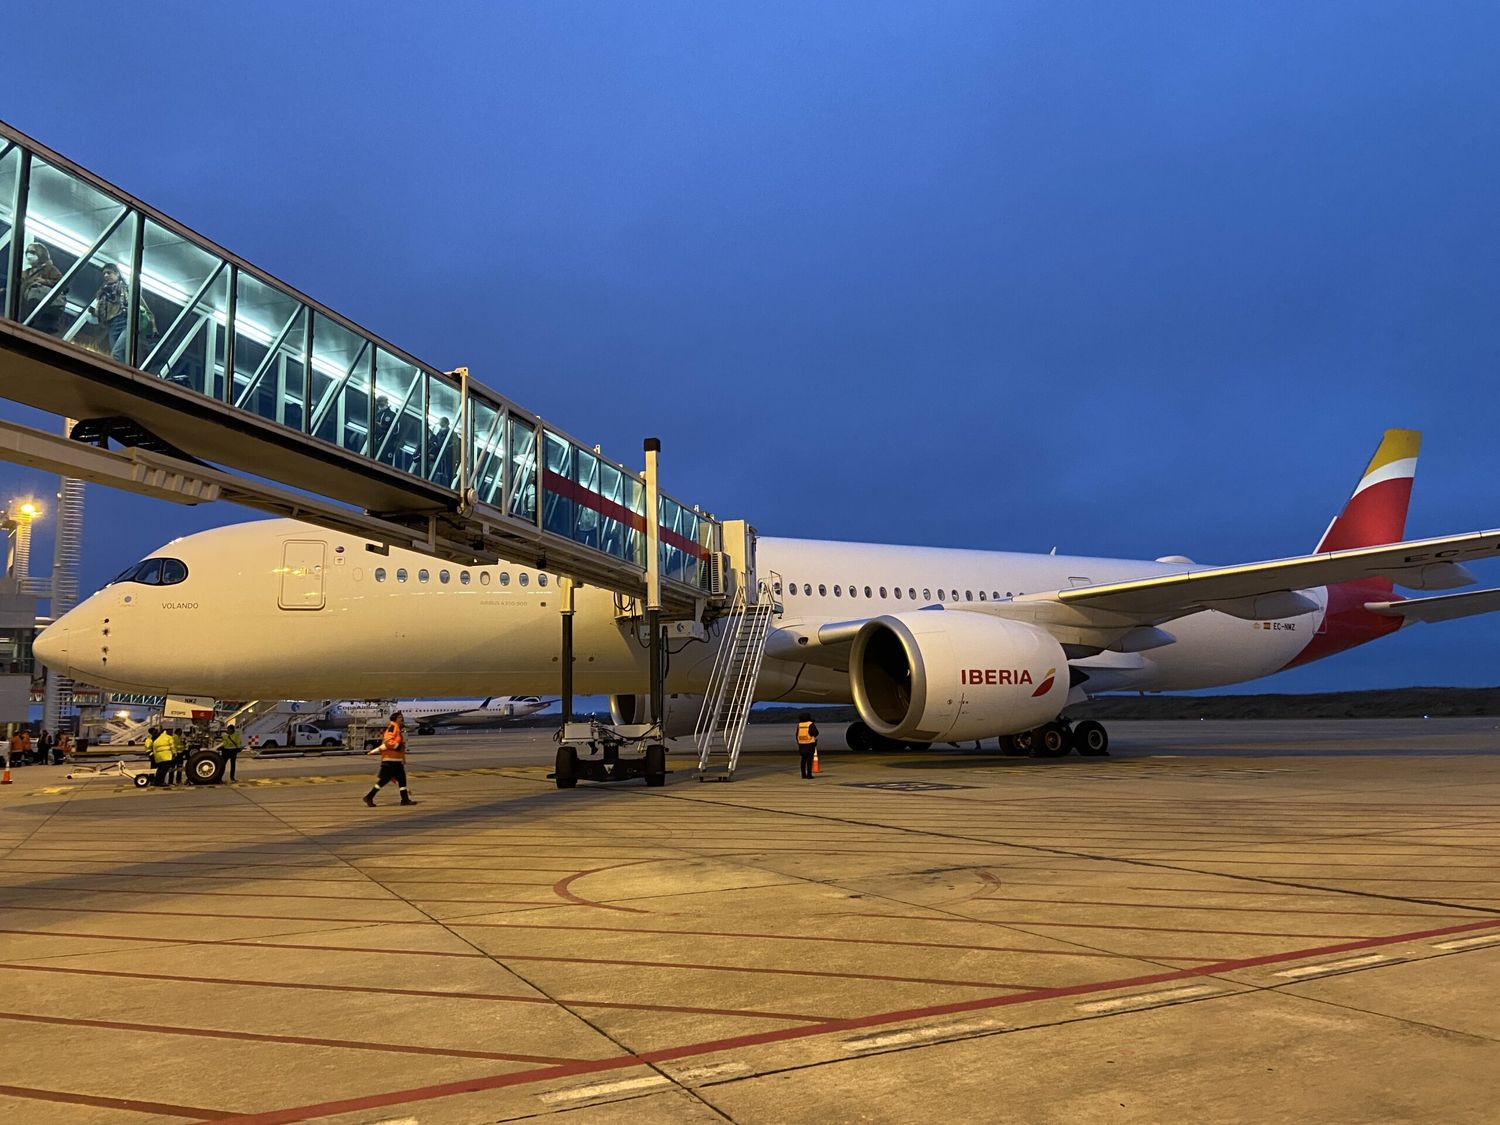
[3,1,1498,692]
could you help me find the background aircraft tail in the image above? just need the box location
[1314,429,1420,552]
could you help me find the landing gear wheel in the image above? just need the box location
[1073,720,1109,756]
[903,741,932,751]
[1011,729,1036,756]
[1035,723,1071,757]
[554,745,578,789]
[845,722,874,752]
[186,750,225,785]
[999,734,1029,756]
[133,773,151,788]
[644,743,667,787]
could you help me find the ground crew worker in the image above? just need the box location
[145,726,175,788]
[219,723,244,782]
[796,712,819,779]
[169,728,188,786]
[363,711,416,806]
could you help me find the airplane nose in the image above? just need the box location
[32,622,68,671]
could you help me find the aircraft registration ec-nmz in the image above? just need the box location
[33,430,1500,756]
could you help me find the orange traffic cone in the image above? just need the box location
[1,767,10,784]
[811,749,820,776]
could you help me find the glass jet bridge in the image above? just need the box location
[0,119,740,615]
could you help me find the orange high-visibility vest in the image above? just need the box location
[796,721,816,745]
[380,721,406,761]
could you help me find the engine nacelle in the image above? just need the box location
[849,612,1068,742]
[608,693,703,737]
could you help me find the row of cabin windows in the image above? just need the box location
[772,580,1016,603]
[371,567,550,588]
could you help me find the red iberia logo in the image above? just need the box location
[961,668,1033,686]
[1031,667,1057,697]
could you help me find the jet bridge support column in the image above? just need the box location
[559,577,576,723]
[644,438,664,727]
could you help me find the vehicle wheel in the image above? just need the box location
[845,721,873,752]
[1036,723,1071,757]
[999,734,1028,756]
[133,773,151,788]
[321,737,340,746]
[261,740,279,749]
[186,750,225,785]
[554,745,578,789]
[1073,720,1109,756]
[645,743,667,787]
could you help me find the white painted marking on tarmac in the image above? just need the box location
[1433,933,1500,951]
[1275,954,1389,979]
[1076,985,1218,1013]
[364,1117,419,1125]
[842,1018,1005,1050]
[675,1061,751,1083]
[539,1075,671,1104]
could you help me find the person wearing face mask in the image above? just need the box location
[19,243,63,334]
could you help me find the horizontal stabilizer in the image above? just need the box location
[1365,587,1500,624]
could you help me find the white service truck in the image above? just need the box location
[251,722,342,750]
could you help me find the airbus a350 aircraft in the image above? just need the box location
[33,430,1500,755]
[322,696,551,734]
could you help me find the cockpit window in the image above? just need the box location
[107,557,189,587]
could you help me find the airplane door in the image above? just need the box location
[279,541,326,610]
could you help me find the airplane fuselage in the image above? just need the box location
[38,519,1335,703]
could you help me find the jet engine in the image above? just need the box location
[608,693,704,737]
[849,612,1068,743]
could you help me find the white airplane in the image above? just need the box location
[322,696,551,734]
[33,430,1500,756]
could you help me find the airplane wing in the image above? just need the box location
[1365,586,1500,624]
[763,529,1500,669]
[1033,529,1500,621]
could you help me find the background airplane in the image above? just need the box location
[32,431,1500,756]
[322,697,551,734]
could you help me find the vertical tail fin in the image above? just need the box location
[1314,429,1421,553]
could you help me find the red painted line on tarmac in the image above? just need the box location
[0,1010,583,1066]
[209,914,1500,1125]
[0,1081,233,1120]
[478,951,1040,991]
[3,902,427,925]
[448,918,1223,962]
[551,865,650,914]
[828,910,1375,939]
[0,963,829,1024]
[970,895,1471,919]
[0,926,492,959]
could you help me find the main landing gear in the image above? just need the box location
[999,719,1109,758]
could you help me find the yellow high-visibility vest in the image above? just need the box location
[146,734,175,764]
[796,721,817,745]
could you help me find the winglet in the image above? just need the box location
[1315,429,1421,552]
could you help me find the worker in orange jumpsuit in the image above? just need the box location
[362,711,416,806]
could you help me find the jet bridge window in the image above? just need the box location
[107,557,189,586]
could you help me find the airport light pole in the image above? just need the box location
[5,498,41,587]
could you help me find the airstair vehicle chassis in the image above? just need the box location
[553,721,667,788]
